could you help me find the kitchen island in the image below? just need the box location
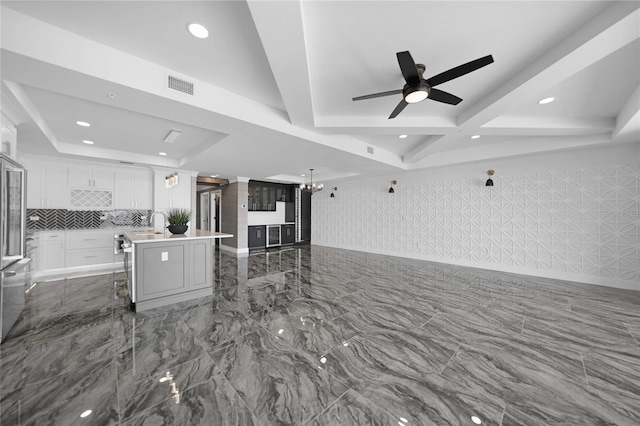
[124,229,233,312]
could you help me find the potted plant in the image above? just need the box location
[166,208,192,234]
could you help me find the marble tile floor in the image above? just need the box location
[1,245,640,425]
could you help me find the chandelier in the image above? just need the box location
[300,168,323,194]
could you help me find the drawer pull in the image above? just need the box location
[84,255,97,258]
[83,239,97,241]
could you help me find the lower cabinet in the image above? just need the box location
[40,231,66,270]
[65,230,114,267]
[248,226,266,248]
[35,229,123,274]
[281,224,295,245]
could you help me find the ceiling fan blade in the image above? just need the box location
[397,51,421,86]
[426,55,494,87]
[352,89,403,101]
[389,99,408,119]
[428,88,462,105]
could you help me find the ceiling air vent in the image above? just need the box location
[367,145,374,154]
[167,75,194,95]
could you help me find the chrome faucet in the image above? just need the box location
[149,211,167,234]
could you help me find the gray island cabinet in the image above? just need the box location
[124,229,233,312]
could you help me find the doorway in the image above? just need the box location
[196,189,222,239]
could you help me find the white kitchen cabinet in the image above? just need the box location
[67,165,114,210]
[114,168,153,209]
[24,160,65,209]
[40,231,66,270]
[65,230,114,267]
[68,165,113,189]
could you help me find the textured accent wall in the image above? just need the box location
[312,163,640,290]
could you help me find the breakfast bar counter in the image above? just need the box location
[124,229,233,312]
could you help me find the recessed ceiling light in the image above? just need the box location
[80,410,92,418]
[470,135,481,139]
[538,97,555,104]
[471,415,482,424]
[82,140,94,145]
[188,23,209,39]
[159,152,167,156]
[399,134,408,139]
[301,174,305,177]
[76,121,90,127]
[210,175,218,178]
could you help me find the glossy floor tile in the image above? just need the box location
[1,245,640,425]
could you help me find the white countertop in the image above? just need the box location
[125,229,233,243]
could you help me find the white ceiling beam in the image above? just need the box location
[459,1,640,129]
[247,0,313,129]
[404,1,640,164]
[3,80,59,150]
[409,134,612,170]
[480,116,614,136]
[612,83,640,144]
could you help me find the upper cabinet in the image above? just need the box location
[21,155,194,212]
[248,181,294,211]
[23,160,65,209]
[67,164,114,210]
[68,165,113,189]
[114,168,153,210]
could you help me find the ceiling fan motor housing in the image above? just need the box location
[403,83,431,103]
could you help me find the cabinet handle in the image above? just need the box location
[41,198,44,206]
[84,255,97,258]
[83,238,97,241]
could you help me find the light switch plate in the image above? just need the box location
[161,252,168,261]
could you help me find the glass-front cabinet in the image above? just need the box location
[248,181,294,211]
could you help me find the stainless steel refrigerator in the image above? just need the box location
[0,154,31,343]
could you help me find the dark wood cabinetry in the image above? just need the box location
[285,202,295,223]
[281,224,295,245]
[248,225,266,248]
[248,181,294,211]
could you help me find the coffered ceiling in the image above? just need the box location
[1,1,638,183]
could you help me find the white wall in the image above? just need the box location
[248,201,289,225]
[312,143,640,290]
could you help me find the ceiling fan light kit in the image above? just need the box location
[353,51,494,119]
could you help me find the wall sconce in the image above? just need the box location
[388,180,397,193]
[165,172,179,188]
[330,187,337,198]
[486,170,495,186]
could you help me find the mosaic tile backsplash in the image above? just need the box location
[26,209,153,230]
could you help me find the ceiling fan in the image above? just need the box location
[352,51,494,119]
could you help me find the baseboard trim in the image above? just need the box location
[33,262,124,282]
[219,244,249,257]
